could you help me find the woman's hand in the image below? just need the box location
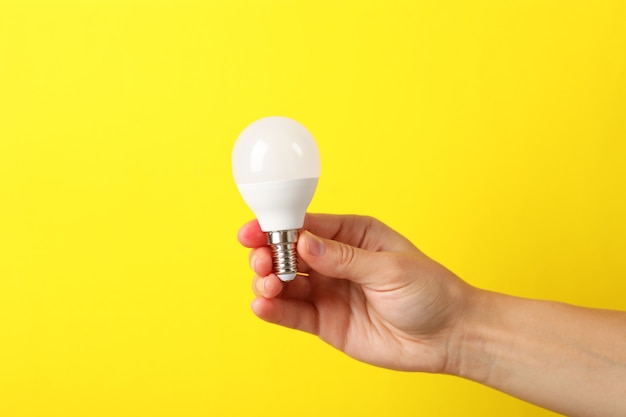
[238,213,472,373]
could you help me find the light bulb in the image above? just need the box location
[232,116,321,282]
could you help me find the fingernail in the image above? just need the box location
[255,276,265,295]
[305,231,325,256]
[249,253,257,271]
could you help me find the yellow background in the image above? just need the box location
[1,1,625,416]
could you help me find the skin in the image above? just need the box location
[238,213,626,417]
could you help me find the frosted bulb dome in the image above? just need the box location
[232,116,321,185]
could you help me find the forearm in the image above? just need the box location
[449,289,626,417]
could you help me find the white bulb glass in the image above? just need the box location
[232,116,320,281]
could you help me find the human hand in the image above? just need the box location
[237,214,473,373]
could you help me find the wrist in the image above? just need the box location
[442,287,501,384]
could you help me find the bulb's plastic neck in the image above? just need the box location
[235,178,318,232]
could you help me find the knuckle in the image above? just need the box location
[337,242,358,268]
[385,253,408,272]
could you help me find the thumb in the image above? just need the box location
[298,230,384,284]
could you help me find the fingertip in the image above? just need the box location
[263,274,284,298]
[237,219,266,248]
[250,297,263,315]
[249,247,273,276]
[299,230,325,257]
[252,273,284,298]
[250,297,266,319]
[250,297,281,323]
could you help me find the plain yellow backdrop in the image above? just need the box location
[1,1,624,416]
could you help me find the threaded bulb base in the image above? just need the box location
[267,229,299,281]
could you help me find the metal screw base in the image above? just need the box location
[267,229,299,281]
